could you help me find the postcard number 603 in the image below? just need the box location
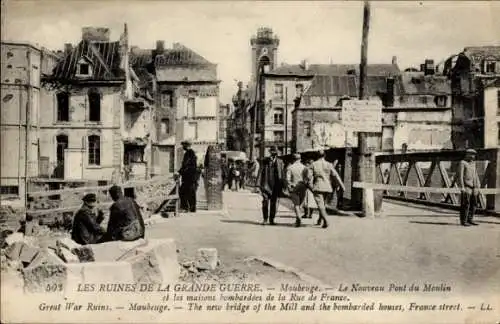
[46,283,63,292]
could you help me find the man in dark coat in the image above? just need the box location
[106,185,145,241]
[220,156,229,191]
[71,193,106,245]
[258,146,284,225]
[178,140,198,212]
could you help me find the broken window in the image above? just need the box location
[88,135,101,165]
[88,89,101,122]
[56,92,70,121]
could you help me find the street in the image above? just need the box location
[148,189,500,296]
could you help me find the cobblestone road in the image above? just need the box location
[147,190,500,296]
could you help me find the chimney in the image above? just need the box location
[81,27,110,42]
[386,77,395,107]
[156,40,165,52]
[424,59,435,76]
[64,43,73,55]
[392,56,398,65]
[300,59,309,70]
[420,64,426,72]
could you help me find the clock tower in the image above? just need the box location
[250,27,280,80]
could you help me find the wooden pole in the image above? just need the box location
[284,86,288,155]
[353,1,371,210]
[258,65,266,160]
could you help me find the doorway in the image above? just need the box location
[54,134,68,178]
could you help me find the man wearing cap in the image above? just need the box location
[71,193,106,245]
[285,153,306,227]
[106,185,145,241]
[258,146,284,225]
[458,149,480,226]
[177,140,198,212]
[309,150,346,229]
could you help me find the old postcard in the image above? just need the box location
[1,0,499,323]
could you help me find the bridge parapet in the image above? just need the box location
[375,148,500,213]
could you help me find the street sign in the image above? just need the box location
[342,99,382,133]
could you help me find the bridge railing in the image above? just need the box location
[374,148,500,213]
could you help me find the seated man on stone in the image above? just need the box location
[106,185,145,242]
[71,193,106,245]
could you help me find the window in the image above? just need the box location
[161,118,170,134]
[434,95,447,108]
[161,91,173,108]
[88,135,101,165]
[274,83,284,100]
[273,108,284,125]
[187,98,195,117]
[88,89,101,122]
[484,61,497,74]
[186,122,198,140]
[56,92,69,121]
[273,131,284,142]
[0,186,18,195]
[304,121,311,137]
[296,83,304,97]
[78,63,90,75]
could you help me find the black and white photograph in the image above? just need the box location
[0,1,499,323]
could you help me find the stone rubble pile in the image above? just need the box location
[179,248,225,282]
[135,180,177,218]
[1,231,181,293]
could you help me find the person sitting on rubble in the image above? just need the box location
[71,193,106,245]
[105,185,145,242]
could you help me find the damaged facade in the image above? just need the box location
[1,42,59,200]
[40,26,154,182]
[292,58,453,153]
[132,41,220,170]
[445,46,500,149]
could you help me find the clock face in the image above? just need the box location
[260,47,268,56]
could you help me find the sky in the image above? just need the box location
[2,1,499,103]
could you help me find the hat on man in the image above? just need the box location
[293,153,301,160]
[82,193,97,203]
[181,140,192,146]
[465,149,477,155]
